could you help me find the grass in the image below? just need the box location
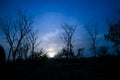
[0,56,120,80]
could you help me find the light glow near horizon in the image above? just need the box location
[34,13,79,58]
[47,51,56,58]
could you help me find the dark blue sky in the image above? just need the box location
[0,0,120,57]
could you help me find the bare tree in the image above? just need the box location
[28,30,41,59]
[85,24,98,58]
[17,27,41,60]
[61,23,77,59]
[0,15,13,61]
[0,10,33,61]
[17,37,30,60]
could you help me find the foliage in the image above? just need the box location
[105,19,120,55]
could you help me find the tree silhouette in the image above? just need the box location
[98,46,108,57]
[85,24,98,58]
[61,23,77,59]
[28,30,41,60]
[0,45,5,63]
[17,39,30,60]
[0,10,33,61]
[54,48,68,59]
[105,19,120,55]
[28,48,48,60]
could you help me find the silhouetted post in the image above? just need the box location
[77,48,84,58]
[0,45,5,64]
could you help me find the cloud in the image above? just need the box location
[42,29,59,42]
[40,29,64,57]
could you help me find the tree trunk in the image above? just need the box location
[7,48,11,62]
[93,39,97,59]
[13,53,16,62]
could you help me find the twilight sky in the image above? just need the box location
[0,0,120,57]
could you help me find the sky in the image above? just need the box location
[0,0,120,58]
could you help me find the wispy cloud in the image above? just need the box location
[40,29,64,57]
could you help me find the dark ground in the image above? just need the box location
[0,57,120,80]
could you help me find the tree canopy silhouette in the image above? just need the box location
[105,19,120,55]
[0,45,5,63]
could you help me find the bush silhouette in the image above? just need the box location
[0,45,5,63]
